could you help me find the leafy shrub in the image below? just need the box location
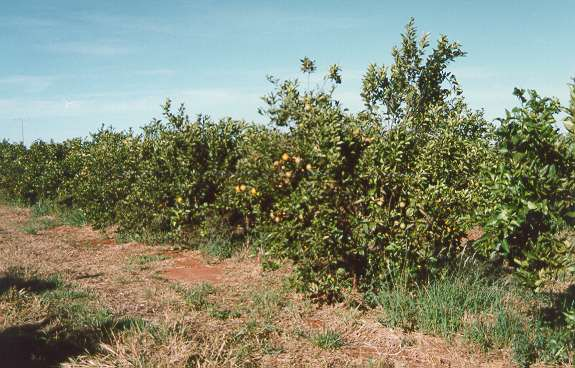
[251,20,493,298]
[118,101,247,241]
[0,140,26,201]
[477,87,575,288]
[63,128,140,228]
[16,140,71,203]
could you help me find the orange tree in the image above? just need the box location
[477,87,575,289]
[244,20,494,299]
[0,140,26,201]
[59,128,140,228]
[117,100,248,241]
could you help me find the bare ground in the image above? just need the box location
[0,205,522,367]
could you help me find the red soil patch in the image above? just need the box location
[344,346,380,359]
[88,238,116,247]
[45,225,83,235]
[162,255,225,285]
[305,318,325,329]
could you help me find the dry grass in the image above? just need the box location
[0,204,532,367]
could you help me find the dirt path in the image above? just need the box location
[0,205,517,367]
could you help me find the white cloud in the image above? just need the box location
[76,14,176,35]
[0,87,262,121]
[129,69,176,77]
[45,41,132,56]
[0,16,59,29]
[0,75,55,93]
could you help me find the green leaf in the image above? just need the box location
[501,239,510,255]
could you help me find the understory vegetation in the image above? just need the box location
[0,267,144,366]
[1,20,574,365]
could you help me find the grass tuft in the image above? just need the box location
[0,268,140,366]
[375,269,575,366]
[21,200,87,234]
[311,329,345,350]
[174,283,216,311]
[129,254,169,266]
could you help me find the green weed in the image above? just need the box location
[375,270,575,366]
[176,283,216,311]
[0,268,143,366]
[209,308,241,320]
[129,254,169,266]
[311,329,345,350]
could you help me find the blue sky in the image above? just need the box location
[1,0,574,144]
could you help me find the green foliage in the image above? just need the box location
[0,140,26,200]
[63,129,138,228]
[310,329,345,350]
[178,283,216,311]
[477,87,575,288]
[118,101,247,241]
[253,19,492,299]
[361,18,465,124]
[374,270,574,366]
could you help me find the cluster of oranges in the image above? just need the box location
[234,183,258,197]
[273,153,313,188]
[233,152,313,198]
[395,200,407,229]
[376,199,408,230]
[269,211,282,223]
[273,153,312,171]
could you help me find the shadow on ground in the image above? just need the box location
[540,284,575,328]
[0,270,60,295]
[0,270,133,367]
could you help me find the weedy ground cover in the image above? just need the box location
[0,267,144,366]
[0,205,573,366]
[373,269,575,366]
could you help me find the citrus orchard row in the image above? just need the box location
[0,20,574,302]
